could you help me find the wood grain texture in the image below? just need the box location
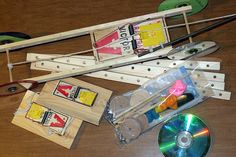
[0,0,236,157]
[35,78,112,125]
[12,90,83,149]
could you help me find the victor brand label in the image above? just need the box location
[118,25,133,52]
[43,110,71,135]
[53,81,78,101]
[95,24,134,55]
[43,111,68,128]
[53,81,98,107]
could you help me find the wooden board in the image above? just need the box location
[12,90,83,149]
[35,78,112,125]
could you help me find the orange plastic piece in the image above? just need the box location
[155,95,178,113]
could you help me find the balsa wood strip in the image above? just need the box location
[31,58,225,83]
[30,62,231,100]
[25,47,172,83]
[27,53,221,70]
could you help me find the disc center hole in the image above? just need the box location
[181,137,188,143]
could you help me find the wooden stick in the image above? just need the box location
[162,17,171,42]
[183,12,193,43]
[0,6,192,52]
[26,53,221,71]
[31,60,225,90]
[6,49,13,82]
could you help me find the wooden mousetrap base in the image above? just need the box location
[35,78,113,125]
[12,90,83,149]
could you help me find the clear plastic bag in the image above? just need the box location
[106,66,212,143]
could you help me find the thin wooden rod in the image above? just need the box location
[163,17,171,42]
[0,6,192,52]
[11,13,236,66]
[183,12,193,43]
[6,49,13,82]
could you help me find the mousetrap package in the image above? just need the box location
[106,66,212,143]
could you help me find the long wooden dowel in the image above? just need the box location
[0,6,191,52]
[183,12,193,43]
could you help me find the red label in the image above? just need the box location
[50,113,66,127]
[56,84,73,97]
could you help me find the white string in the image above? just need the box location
[12,13,236,66]
[168,13,236,29]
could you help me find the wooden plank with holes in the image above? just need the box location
[142,59,220,70]
[27,53,221,71]
[35,78,112,125]
[24,47,172,84]
[30,62,231,100]
[12,90,83,149]
[31,59,225,83]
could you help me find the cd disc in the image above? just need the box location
[158,114,211,157]
[158,0,208,18]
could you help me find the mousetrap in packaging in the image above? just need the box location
[106,66,212,143]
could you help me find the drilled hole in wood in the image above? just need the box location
[83,61,86,65]
[131,66,134,69]
[213,75,217,79]
[164,70,167,73]
[211,84,214,87]
[194,82,197,85]
[172,56,175,59]
[219,93,223,96]
[206,64,210,67]
[156,62,160,65]
[67,59,70,63]
[190,63,193,67]
[137,79,140,82]
[147,68,151,71]
[202,90,206,94]
[120,76,123,80]
[57,65,60,69]
[36,56,39,59]
[104,74,108,77]
[173,63,176,66]
[41,62,44,66]
[197,74,201,77]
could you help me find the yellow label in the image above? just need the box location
[77,89,97,107]
[139,22,166,47]
[26,103,48,121]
